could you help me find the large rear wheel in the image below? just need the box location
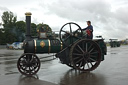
[70,39,102,71]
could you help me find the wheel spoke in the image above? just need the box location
[73,53,83,56]
[32,66,36,72]
[32,60,38,64]
[24,66,28,72]
[64,35,71,41]
[22,57,27,63]
[78,61,83,68]
[82,61,86,70]
[82,41,85,49]
[69,23,72,33]
[77,45,84,53]
[88,59,94,66]
[31,66,35,72]
[90,51,98,55]
[86,43,88,52]
[33,65,37,70]
[86,60,90,69]
[20,65,25,71]
[30,56,34,63]
[75,57,84,64]
[90,57,96,62]
[88,43,93,52]
[19,60,25,64]
[73,56,80,60]
[75,48,82,53]
[29,67,31,74]
[61,30,68,33]
[89,48,94,53]
[90,55,98,58]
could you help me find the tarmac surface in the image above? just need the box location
[0,45,128,85]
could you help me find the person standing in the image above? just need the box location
[83,21,93,39]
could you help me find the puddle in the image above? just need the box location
[5,72,19,75]
[110,53,117,54]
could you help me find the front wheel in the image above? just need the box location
[17,53,41,76]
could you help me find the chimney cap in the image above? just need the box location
[25,12,32,16]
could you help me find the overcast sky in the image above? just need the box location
[0,0,128,41]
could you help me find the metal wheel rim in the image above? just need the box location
[70,39,102,71]
[66,63,75,69]
[17,53,41,76]
[59,22,83,46]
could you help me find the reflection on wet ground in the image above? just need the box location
[58,69,105,85]
[0,49,55,76]
[0,45,128,85]
[18,75,58,85]
[18,75,39,85]
[38,59,106,85]
[0,74,58,85]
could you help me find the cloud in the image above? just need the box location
[0,6,9,11]
[0,0,34,6]
[114,7,128,24]
[0,0,128,40]
[44,0,112,23]
[39,0,128,40]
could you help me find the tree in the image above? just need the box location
[15,21,26,41]
[0,31,4,44]
[16,21,26,32]
[4,31,16,43]
[2,11,17,30]
[1,11,17,44]
[31,23,37,36]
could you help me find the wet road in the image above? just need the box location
[0,45,128,85]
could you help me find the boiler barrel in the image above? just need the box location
[24,39,63,53]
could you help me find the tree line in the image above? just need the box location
[0,11,43,45]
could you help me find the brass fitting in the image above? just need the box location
[25,12,32,16]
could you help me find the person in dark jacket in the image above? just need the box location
[82,21,93,39]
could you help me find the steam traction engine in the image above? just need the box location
[17,12,107,76]
[109,39,121,47]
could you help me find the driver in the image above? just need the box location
[82,21,93,39]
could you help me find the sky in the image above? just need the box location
[0,0,128,41]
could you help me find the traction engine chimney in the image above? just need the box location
[25,12,32,41]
